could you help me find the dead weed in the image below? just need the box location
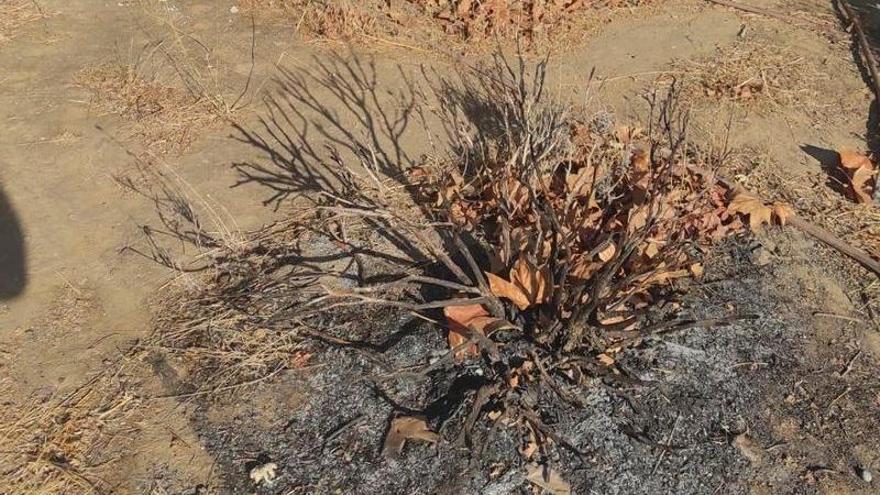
[75,63,221,155]
[0,0,51,44]
[735,152,880,265]
[0,375,136,494]
[668,41,825,113]
[137,53,776,485]
[238,0,662,50]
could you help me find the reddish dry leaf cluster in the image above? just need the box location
[412,0,643,40]
[413,122,751,352]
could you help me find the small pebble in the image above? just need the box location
[859,467,873,483]
[230,5,239,14]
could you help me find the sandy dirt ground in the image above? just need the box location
[1,0,878,493]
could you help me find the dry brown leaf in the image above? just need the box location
[526,463,571,495]
[727,190,773,230]
[507,372,520,389]
[382,415,440,457]
[838,150,876,203]
[521,440,538,459]
[510,256,551,304]
[771,202,794,226]
[486,272,532,310]
[689,262,704,278]
[486,256,550,310]
[407,166,431,182]
[732,433,765,465]
[570,256,601,280]
[728,189,795,229]
[443,303,489,358]
[643,240,660,259]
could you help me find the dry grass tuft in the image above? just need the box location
[668,41,824,112]
[0,0,51,44]
[113,156,314,390]
[76,63,222,154]
[0,375,136,494]
[411,0,654,44]
[237,0,413,44]
[145,224,315,392]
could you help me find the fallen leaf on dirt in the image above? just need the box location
[526,463,571,495]
[289,351,312,368]
[444,303,489,358]
[838,150,876,203]
[771,202,794,226]
[507,371,520,388]
[521,440,538,459]
[727,189,795,229]
[727,190,772,230]
[382,415,440,457]
[689,263,704,277]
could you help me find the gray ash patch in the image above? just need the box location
[182,235,880,494]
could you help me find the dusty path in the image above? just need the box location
[0,0,263,396]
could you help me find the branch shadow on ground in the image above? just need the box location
[230,52,446,270]
[0,181,26,300]
[800,144,853,198]
[231,52,426,209]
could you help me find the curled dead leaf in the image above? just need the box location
[443,303,489,359]
[486,272,531,310]
[838,150,876,204]
[510,256,550,304]
[771,202,793,226]
[382,415,440,457]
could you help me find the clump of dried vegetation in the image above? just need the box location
[239,0,656,49]
[76,63,219,154]
[0,374,135,494]
[668,40,823,112]
[139,53,782,487]
[409,0,651,43]
[237,0,408,42]
[0,0,51,44]
[75,36,250,155]
[737,149,879,264]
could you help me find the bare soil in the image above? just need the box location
[0,0,878,493]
